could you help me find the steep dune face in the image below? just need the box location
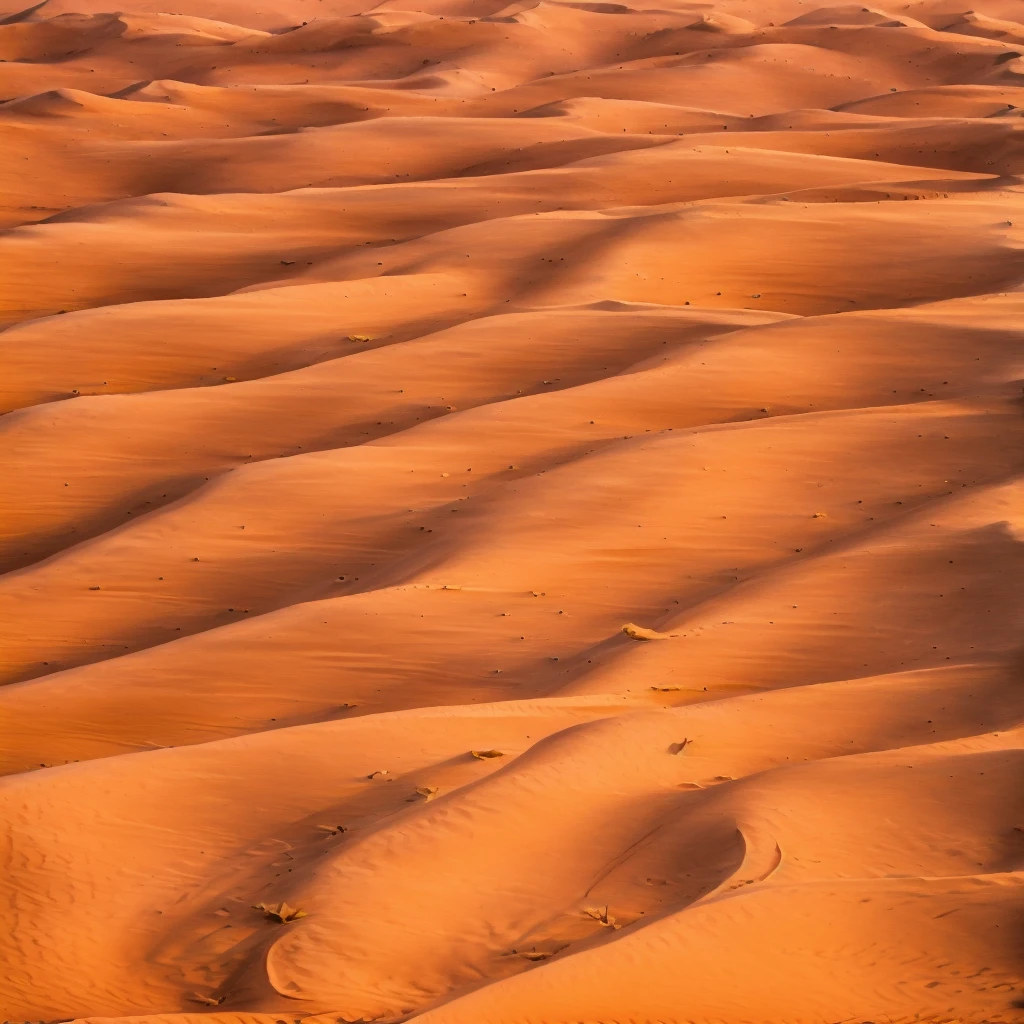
[1,0,1023,1021]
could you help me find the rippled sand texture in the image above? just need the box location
[2,0,1024,1020]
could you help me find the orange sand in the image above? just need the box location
[1,0,1023,1021]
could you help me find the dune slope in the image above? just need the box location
[1,0,1022,1021]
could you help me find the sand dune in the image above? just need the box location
[1,0,1022,1021]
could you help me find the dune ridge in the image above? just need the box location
[1,0,1023,1021]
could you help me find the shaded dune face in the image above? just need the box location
[1,0,1024,1020]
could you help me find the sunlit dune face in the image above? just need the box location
[1,0,1023,1021]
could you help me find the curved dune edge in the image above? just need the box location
[2,0,1024,1021]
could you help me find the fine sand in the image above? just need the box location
[1,0,1023,1021]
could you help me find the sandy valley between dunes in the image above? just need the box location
[1,0,1023,1020]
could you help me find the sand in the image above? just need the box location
[1,0,1023,1020]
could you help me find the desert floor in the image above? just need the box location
[1,0,1023,1020]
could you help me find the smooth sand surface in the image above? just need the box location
[1,0,1023,1020]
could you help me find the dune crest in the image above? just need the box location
[1,0,1023,1021]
